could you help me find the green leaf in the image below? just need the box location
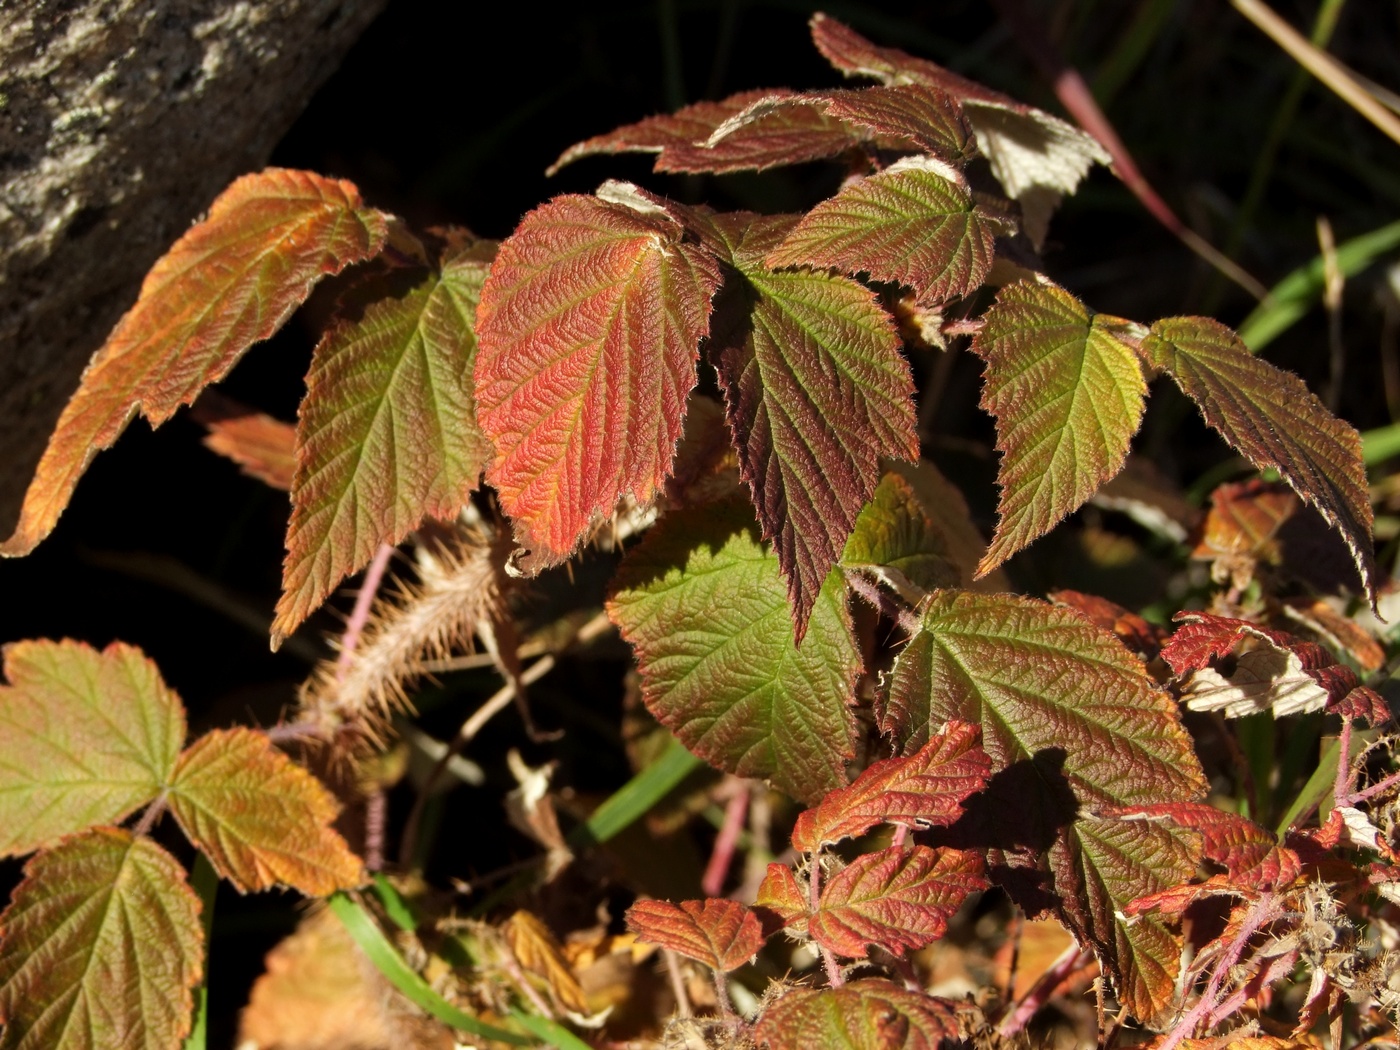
[839,471,960,599]
[767,158,998,305]
[1139,316,1376,603]
[607,499,861,803]
[810,845,984,958]
[705,212,919,637]
[971,281,1146,576]
[0,828,203,1050]
[755,980,959,1050]
[1,169,387,558]
[884,590,1206,1022]
[168,728,363,895]
[273,237,495,640]
[473,185,722,572]
[0,640,184,858]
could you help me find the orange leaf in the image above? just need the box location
[0,169,386,557]
[191,392,296,491]
[625,898,765,972]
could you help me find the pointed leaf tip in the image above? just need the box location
[474,190,722,573]
[1,168,387,558]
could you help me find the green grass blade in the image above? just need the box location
[1238,219,1400,351]
[510,1010,596,1050]
[1276,736,1340,837]
[181,853,219,1050]
[1364,422,1400,464]
[568,736,704,848]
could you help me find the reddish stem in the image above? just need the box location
[809,852,843,987]
[337,543,395,677]
[702,781,750,897]
[998,943,1091,1038]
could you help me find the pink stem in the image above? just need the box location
[337,543,395,677]
[702,782,751,897]
[1334,718,1355,807]
[1353,768,1400,804]
[809,852,843,988]
[998,943,1091,1038]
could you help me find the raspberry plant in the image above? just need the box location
[2,12,1398,1050]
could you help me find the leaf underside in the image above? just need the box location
[811,845,985,958]
[706,212,919,637]
[607,500,861,804]
[273,237,495,641]
[0,640,184,858]
[168,728,363,895]
[0,168,387,558]
[191,392,297,491]
[767,161,997,306]
[0,828,203,1050]
[971,281,1146,575]
[473,190,722,572]
[755,979,960,1050]
[1139,317,1377,605]
[625,898,765,972]
[884,590,1206,1022]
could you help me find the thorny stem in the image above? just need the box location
[710,967,735,1016]
[809,851,844,988]
[1334,717,1355,807]
[998,943,1092,1038]
[844,570,920,636]
[364,788,387,873]
[337,543,396,678]
[702,780,750,897]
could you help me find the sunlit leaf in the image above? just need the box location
[755,863,809,936]
[809,14,1108,246]
[755,979,959,1050]
[625,898,765,972]
[791,721,988,852]
[0,640,184,858]
[168,728,364,895]
[1,169,387,557]
[190,392,296,491]
[1048,590,1166,659]
[607,499,861,803]
[504,911,592,1018]
[705,212,918,637]
[811,845,984,958]
[816,83,975,162]
[768,158,998,305]
[839,471,960,599]
[474,187,722,571]
[884,590,1206,1021]
[273,237,495,641]
[0,828,202,1050]
[1139,317,1376,604]
[971,281,1146,575]
[1112,803,1301,891]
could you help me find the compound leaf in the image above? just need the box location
[0,828,202,1050]
[273,238,495,641]
[767,158,998,305]
[1,169,387,557]
[884,591,1206,1022]
[1139,317,1376,604]
[168,728,363,895]
[625,898,765,972]
[791,721,988,852]
[0,640,184,858]
[840,471,961,599]
[707,213,918,637]
[811,845,984,958]
[474,188,722,571]
[755,980,959,1050]
[607,499,861,803]
[971,281,1146,575]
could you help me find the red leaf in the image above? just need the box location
[755,863,809,936]
[791,721,989,852]
[190,392,296,491]
[474,187,722,571]
[1108,803,1302,891]
[625,898,765,972]
[0,169,387,557]
[817,84,975,162]
[704,211,918,638]
[1160,613,1296,677]
[810,845,984,959]
[1048,589,1167,659]
[755,980,960,1050]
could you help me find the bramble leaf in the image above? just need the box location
[1139,317,1376,604]
[191,392,296,491]
[607,499,861,803]
[767,158,998,305]
[791,721,988,852]
[890,460,1011,592]
[809,14,1109,246]
[474,188,722,571]
[884,591,1206,1021]
[0,640,184,858]
[971,281,1147,575]
[815,83,975,162]
[625,898,765,972]
[1113,803,1301,891]
[755,979,960,1050]
[755,863,809,935]
[273,238,495,641]
[811,845,984,959]
[0,169,387,557]
[0,828,202,1050]
[705,212,918,637]
[839,471,960,598]
[168,728,363,895]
